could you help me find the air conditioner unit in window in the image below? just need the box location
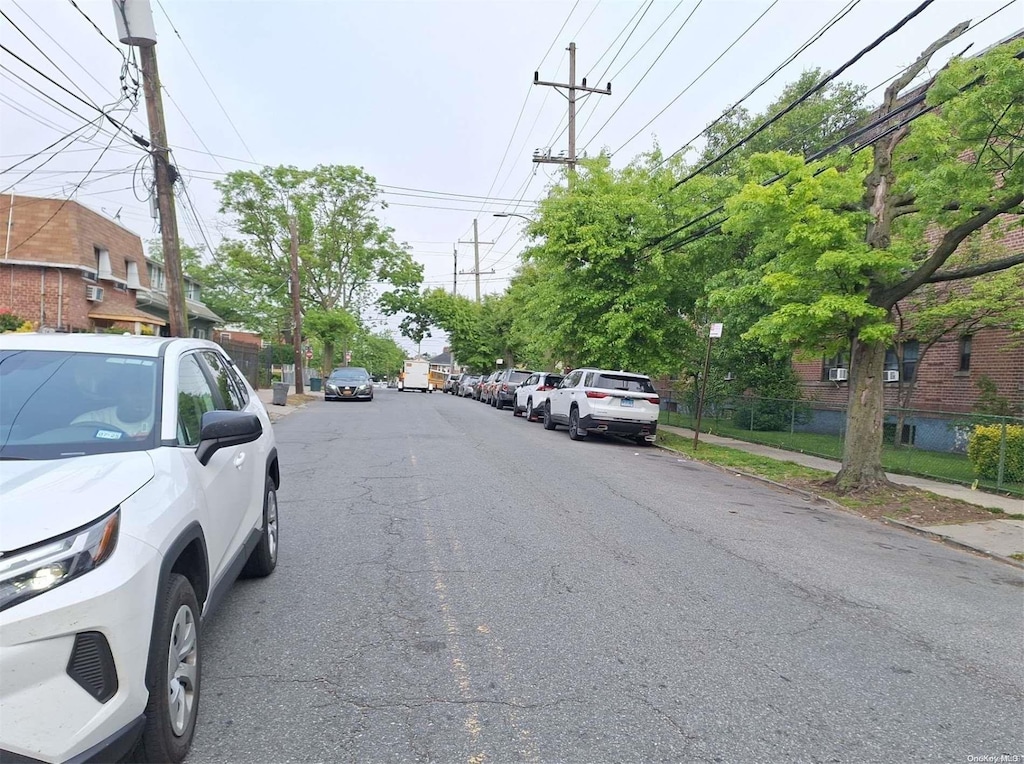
[883,370,900,383]
[85,285,104,302]
[828,367,849,382]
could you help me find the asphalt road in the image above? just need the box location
[188,388,1024,764]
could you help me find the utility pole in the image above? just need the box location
[453,243,457,295]
[533,43,611,185]
[116,0,188,336]
[289,216,304,395]
[457,218,494,303]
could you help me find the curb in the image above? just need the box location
[880,517,1024,570]
[655,442,1024,570]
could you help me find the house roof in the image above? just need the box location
[88,308,167,326]
[430,350,452,365]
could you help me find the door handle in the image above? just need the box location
[233,452,246,469]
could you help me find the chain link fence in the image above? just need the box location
[655,388,1024,497]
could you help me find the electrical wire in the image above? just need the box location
[580,0,706,151]
[583,0,653,84]
[653,0,863,170]
[0,43,148,148]
[0,118,104,189]
[536,0,581,71]
[5,103,139,257]
[153,0,257,162]
[607,0,781,156]
[162,86,227,173]
[668,0,934,191]
[66,0,128,61]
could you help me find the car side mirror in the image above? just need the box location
[196,411,263,466]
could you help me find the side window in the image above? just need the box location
[201,350,247,410]
[177,354,217,446]
[564,371,582,388]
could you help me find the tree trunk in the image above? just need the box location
[323,341,335,377]
[832,337,890,492]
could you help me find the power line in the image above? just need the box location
[11,0,142,127]
[0,42,149,148]
[66,0,128,60]
[668,0,933,191]
[654,0,863,170]
[6,104,139,257]
[153,0,257,162]
[0,117,103,187]
[608,0,781,156]
[573,0,666,141]
[581,0,706,151]
[536,0,580,70]
[583,0,652,83]
[0,8,102,111]
[162,86,226,172]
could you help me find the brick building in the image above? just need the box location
[1,194,163,334]
[791,33,1024,417]
[0,194,220,336]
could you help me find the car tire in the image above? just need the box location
[568,407,587,441]
[526,399,536,422]
[242,475,279,578]
[512,401,522,417]
[543,404,557,430]
[495,397,503,410]
[138,573,201,764]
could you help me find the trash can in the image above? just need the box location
[310,376,322,392]
[272,382,289,406]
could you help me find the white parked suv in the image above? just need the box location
[543,368,660,444]
[0,334,280,763]
[512,371,564,421]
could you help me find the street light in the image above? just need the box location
[493,212,533,221]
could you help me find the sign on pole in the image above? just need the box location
[709,323,723,338]
[305,349,313,361]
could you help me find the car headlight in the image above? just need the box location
[357,384,368,390]
[0,508,120,612]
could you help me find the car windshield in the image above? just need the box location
[591,373,656,394]
[329,372,369,384]
[509,371,530,384]
[0,350,160,460]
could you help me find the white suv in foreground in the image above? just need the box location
[0,334,280,763]
[543,368,660,445]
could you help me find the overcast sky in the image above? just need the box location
[1,0,1020,354]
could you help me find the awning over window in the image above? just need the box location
[88,310,167,326]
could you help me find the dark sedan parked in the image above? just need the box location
[325,368,374,401]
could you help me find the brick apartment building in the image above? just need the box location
[0,194,220,336]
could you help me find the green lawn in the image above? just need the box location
[658,410,1022,497]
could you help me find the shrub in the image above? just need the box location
[967,424,1024,482]
[0,309,23,332]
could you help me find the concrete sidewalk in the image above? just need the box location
[255,385,323,422]
[660,424,1023,564]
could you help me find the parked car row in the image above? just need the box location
[444,367,661,445]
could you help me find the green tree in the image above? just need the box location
[303,307,359,376]
[215,164,423,370]
[698,69,870,175]
[712,34,1024,491]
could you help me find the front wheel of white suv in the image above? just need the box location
[138,573,201,763]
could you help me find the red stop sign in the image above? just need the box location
[305,349,313,360]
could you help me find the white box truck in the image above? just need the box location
[399,359,431,392]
